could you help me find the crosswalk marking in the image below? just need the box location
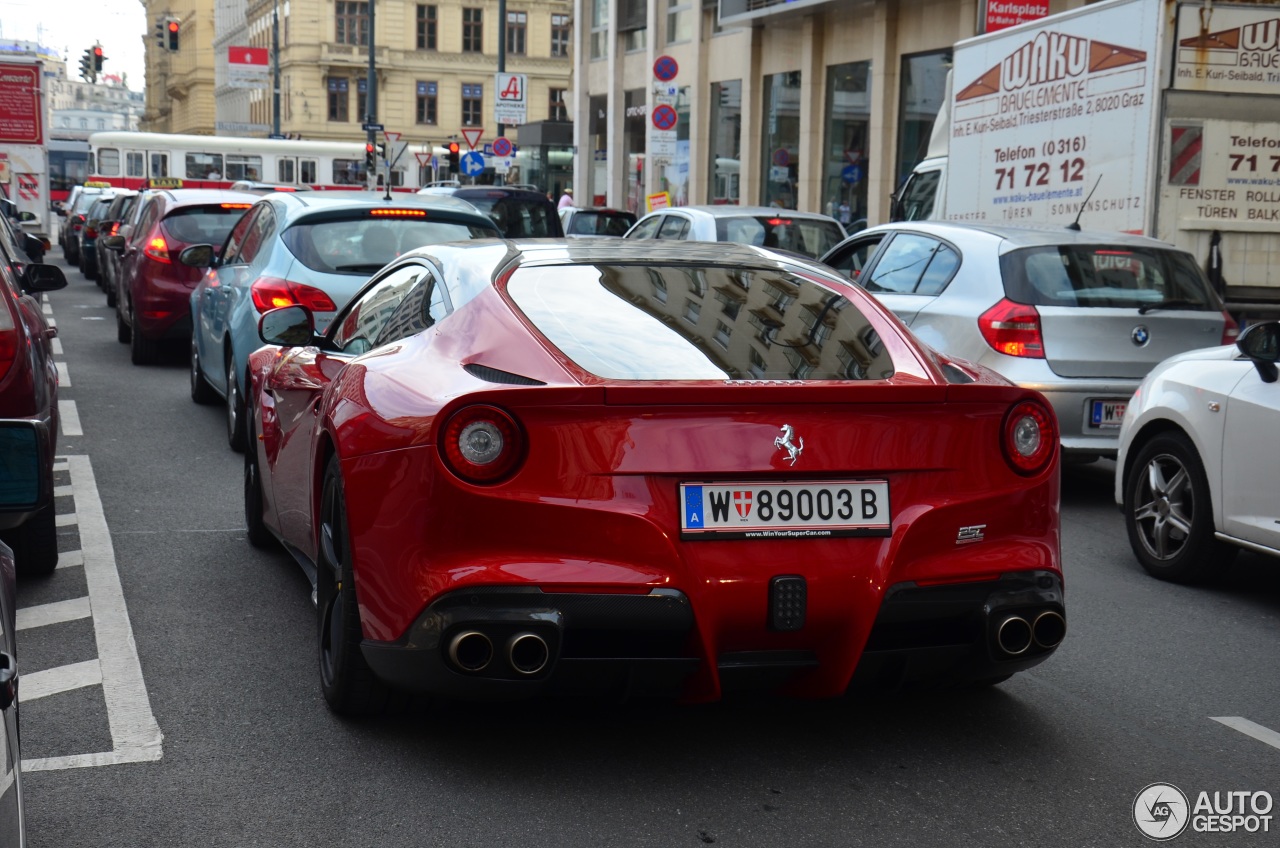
[54,512,78,527]
[17,596,92,631]
[56,549,84,569]
[22,660,102,701]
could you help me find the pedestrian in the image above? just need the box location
[837,199,852,226]
[558,187,574,210]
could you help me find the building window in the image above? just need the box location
[708,80,741,204]
[327,77,349,122]
[667,0,693,44]
[463,7,483,53]
[549,88,567,121]
[551,14,571,57]
[590,0,608,59]
[416,81,438,124]
[683,299,701,325]
[335,1,369,46]
[357,78,369,122]
[96,118,106,129]
[416,4,437,50]
[824,61,871,228]
[760,71,802,209]
[713,320,731,348]
[897,51,950,187]
[506,11,526,55]
[462,83,483,126]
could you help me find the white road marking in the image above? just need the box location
[54,512,78,527]
[46,317,55,327]
[54,484,72,497]
[51,337,63,355]
[21,456,164,772]
[22,659,102,701]
[1211,717,1280,752]
[53,459,69,472]
[41,294,48,303]
[56,361,70,387]
[58,399,82,436]
[42,301,52,315]
[56,549,84,569]
[16,596,91,631]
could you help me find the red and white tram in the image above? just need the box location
[86,131,435,191]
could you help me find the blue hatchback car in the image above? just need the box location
[185,191,500,451]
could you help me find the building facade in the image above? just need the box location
[142,0,220,133]
[0,40,144,140]
[571,0,1094,222]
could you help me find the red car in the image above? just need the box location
[0,234,68,576]
[245,240,1065,715]
[101,189,259,364]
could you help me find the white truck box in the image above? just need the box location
[0,60,50,238]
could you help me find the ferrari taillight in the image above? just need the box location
[250,278,338,313]
[1001,399,1057,476]
[144,234,171,264]
[0,295,17,382]
[439,405,524,484]
[978,298,1045,358]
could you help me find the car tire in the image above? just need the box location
[1123,431,1237,583]
[4,504,59,578]
[317,455,391,716]
[129,305,160,365]
[116,297,131,343]
[226,357,246,453]
[243,402,272,549]
[189,335,217,405]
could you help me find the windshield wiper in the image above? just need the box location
[1138,299,1202,315]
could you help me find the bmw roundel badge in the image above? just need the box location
[1131,325,1150,346]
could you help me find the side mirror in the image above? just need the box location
[259,305,315,346]
[21,263,67,294]
[21,233,46,263]
[178,244,217,268]
[98,234,126,252]
[1237,321,1279,383]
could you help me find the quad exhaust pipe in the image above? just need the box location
[995,615,1033,656]
[1031,610,1066,649]
[448,630,494,672]
[507,632,550,676]
[993,609,1066,656]
[446,629,551,676]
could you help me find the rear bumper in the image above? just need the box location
[360,571,1065,702]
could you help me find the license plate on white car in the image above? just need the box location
[679,480,891,540]
[1088,398,1128,429]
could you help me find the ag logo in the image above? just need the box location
[1134,783,1190,841]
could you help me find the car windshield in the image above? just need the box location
[281,217,496,274]
[507,263,894,381]
[714,215,845,259]
[161,205,252,246]
[461,196,558,238]
[87,199,113,219]
[72,192,103,215]
[1000,245,1220,310]
[566,211,636,236]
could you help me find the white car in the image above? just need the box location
[624,205,847,260]
[1115,321,1280,582]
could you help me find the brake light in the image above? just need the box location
[0,296,16,382]
[978,298,1045,358]
[250,277,338,313]
[85,225,98,238]
[766,218,791,226]
[369,209,427,217]
[439,405,525,484]
[221,203,253,209]
[144,235,171,263]
[110,222,121,235]
[1221,310,1240,346]
[1002,400,1057,476]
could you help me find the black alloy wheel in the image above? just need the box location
[1124,431,1237,583]
[317,455,390,716]
[189,334,217,404]
[226,357,246,452]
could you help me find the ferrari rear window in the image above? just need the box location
[507,264,895,381]
[1000,245,1220,310]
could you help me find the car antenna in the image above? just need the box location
[1066,175,1102,231]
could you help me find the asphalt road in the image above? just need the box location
[15,250,1280,847]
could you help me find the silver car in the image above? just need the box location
[820,222,1237,461]
[624,205,847,260]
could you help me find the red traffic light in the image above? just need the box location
[93,46,103,57]
[168,21,180,32]
[447,142,460,155]
[365,143,375,153]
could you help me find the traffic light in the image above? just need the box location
[375,142,387,163]
[447,141,460,172]
[93,45,105,73]
[365,143,376,172]
[167,20,180,52]
[79,48,94,82]
[155,19,166,48]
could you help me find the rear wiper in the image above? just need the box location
[333,263,386,272]
[1138,299,1202,315]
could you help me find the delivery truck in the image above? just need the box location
[891,0,1280,317]
[0,60,51,243]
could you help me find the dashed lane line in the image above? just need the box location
[51,337,62,356]
[56,550,84,569]
[1211,717,1280,752]
[54,512,78,527]
[56,361,70,387]
[41,301,52,315]
[58,400,82,437]
[16,596,91,631]
[21,456,163,772]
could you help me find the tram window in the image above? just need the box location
[186,152,224,179]
[126,152,145,178]
[278,158,295,183]
[226,154,263,181]
[150,153,169,178]
[98,149,120,176]
[390,169,405,187]
[87,152,95,173]
[333,158,366,185]
[300,159,317,183]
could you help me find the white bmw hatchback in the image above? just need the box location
[1115,321,1280,582]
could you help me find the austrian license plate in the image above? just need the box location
[679,480,891,540]
[1088,398,1128,429]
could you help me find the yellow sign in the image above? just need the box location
[147,178,184,189]
[84,180,112,188]
[646,191,671,212]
